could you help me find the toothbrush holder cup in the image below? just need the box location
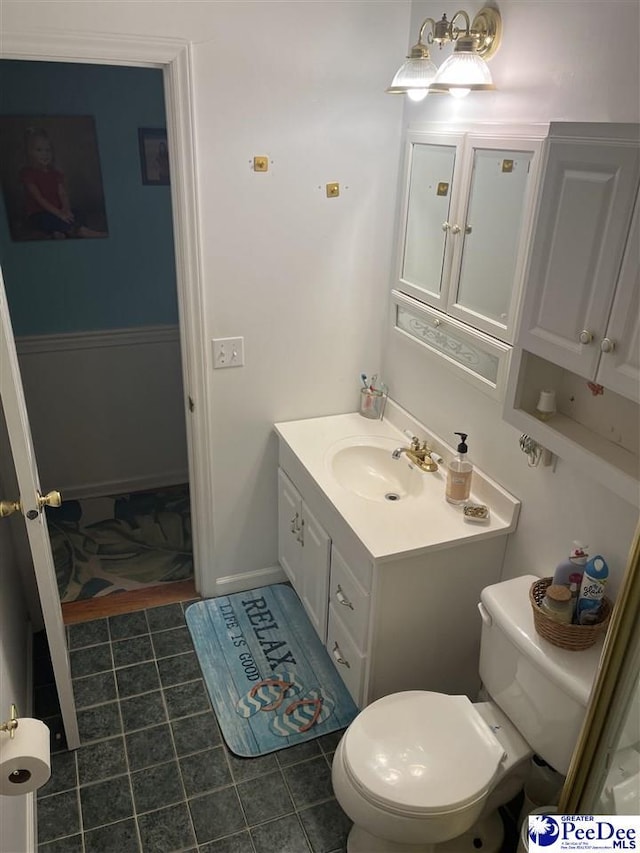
[359,388,387,420]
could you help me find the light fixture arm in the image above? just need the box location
[430,7,501,58]
[408,17,436,59]
[450,10,471,39]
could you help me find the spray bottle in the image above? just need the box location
[576,555,609,625]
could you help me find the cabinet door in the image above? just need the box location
[300,500,331,642]
[518,136,640,377]
[447,137,542,342]
[277,468,302,590]
[596,194,640,403]
[397,132,464,310]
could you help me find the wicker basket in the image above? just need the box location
[529,577,612,651]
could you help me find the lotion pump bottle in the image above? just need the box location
[446,432,472,505]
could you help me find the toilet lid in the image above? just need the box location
[343,691,507,816]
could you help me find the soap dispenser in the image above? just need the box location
[446,432,473,505]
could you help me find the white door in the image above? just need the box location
[0,266,79,749]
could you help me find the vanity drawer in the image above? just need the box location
[327,605,365,707]
[330,547,369,652]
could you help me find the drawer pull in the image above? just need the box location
[290,512,299,534]
[332,642,350,668]
[335,585,354,610]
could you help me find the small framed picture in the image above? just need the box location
[138,128,170,185]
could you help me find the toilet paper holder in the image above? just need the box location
[0,705,18,739]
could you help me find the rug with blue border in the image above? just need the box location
[185,583,358,757]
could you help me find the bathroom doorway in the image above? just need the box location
[0,34,211,621]
[0,59,195,618]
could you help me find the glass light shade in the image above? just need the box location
[430,49,494,94]
[385,56,438,96]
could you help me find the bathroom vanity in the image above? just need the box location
[274,402,520,707]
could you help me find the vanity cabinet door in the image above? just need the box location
[277,468,330,642]
[277,468,303,590]
[517,131,640,378]
[299,501,330,642]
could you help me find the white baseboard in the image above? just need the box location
[211,565,287,598]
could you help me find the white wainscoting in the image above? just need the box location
[16,326,189,500]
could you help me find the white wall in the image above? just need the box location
[2,1,638,598]
[2,0,410,593]
[384,0,640,597]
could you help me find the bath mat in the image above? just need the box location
[185,584,358,757]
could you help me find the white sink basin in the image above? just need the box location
[326,436,424,502]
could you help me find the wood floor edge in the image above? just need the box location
[61,579,199,624]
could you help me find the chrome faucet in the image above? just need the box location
[392,435,439,472]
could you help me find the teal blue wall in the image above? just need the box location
[0,60,178,336]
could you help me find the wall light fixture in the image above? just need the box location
[386,6,502,100]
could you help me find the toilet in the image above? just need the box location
[331,574,604,852]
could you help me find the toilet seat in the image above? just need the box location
[342,691,507,818]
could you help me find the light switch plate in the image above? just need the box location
[212,337,244,368]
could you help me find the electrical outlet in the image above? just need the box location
[212,337,244,368]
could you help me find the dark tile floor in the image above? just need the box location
[34,601,351,853]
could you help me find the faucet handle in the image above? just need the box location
[410,435,421,450]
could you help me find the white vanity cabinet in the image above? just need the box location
[277,468,330,641]
[275,410,521,708]
[517,123,640,396]
[397,126,545,344]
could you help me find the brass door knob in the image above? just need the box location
[38,490,62,509]
[0,499,21,518]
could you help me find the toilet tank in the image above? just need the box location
[479,575,604,775]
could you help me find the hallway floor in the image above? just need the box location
[47,485,193,604]
[34,600,351,853]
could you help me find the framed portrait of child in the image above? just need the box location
[0,115,108,241]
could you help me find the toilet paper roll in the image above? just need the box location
[0,718,50,796]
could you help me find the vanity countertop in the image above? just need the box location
[274,404,520,562]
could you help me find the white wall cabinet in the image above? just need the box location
[277,468,330,641]
[505,123,640,506]
[517,124,640,395]
[397,126,545,345]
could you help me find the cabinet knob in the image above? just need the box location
[332,642,350,668]
[450,224,461,235]
[579,330,593,345]
[600,337,616,354]
[335,585,354,610]
[442,221,451,232]
[433,319,441,328]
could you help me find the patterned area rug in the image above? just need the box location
[186,584,358,757]
[46,485,192,602]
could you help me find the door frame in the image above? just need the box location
[0,31,214,596]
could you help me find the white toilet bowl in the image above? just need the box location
[332,690,531,852]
